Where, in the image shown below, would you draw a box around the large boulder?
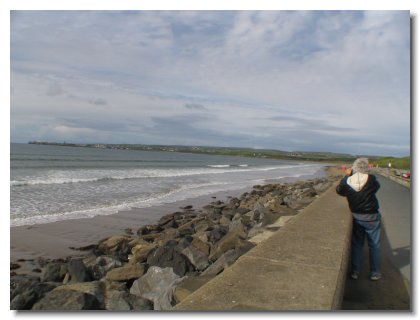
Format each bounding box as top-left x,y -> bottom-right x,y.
130,266 -> 184,310
130,243 -> 158,263
32,289 -> 101,310
105,263 -> 145,282
89,256 -> 122,280
147,245 -> 192,277
67,258 -> 91,283
201,250 -> 239,276
181,245 -> 209,271
208,228 -> 247,262
10,279 -> 58,310
42,262 -> 67,282
96,235 -> 132,261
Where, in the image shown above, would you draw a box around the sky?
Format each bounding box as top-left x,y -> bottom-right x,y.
10,10 -> 411,157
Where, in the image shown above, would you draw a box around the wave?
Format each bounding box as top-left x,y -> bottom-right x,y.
11,163 -> 320,187
10,181 -> 232,227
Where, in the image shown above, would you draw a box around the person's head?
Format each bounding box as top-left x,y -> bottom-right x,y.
352,158 -> 370,174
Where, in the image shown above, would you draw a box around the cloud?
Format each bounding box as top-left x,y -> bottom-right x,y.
46,83 -> 63,96
10,11 -> 410,156
89,98 -> 107,105
184,103 -> 206,110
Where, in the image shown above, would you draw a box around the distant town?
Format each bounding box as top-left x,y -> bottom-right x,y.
27,141 -> 410,169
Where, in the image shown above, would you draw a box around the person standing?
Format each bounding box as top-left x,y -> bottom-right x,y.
336,158 -> 382,281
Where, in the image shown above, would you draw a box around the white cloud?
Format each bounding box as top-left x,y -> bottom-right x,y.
10,10 -> 410,156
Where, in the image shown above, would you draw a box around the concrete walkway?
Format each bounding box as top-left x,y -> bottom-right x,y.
341,175 -> 411,310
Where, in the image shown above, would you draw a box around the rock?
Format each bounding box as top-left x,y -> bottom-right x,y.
32,289 -> 101,310
104,290 -> 131,310
53,281 -> 104,303
194,219 -> 214,233
208,228 -> 247,261
247,222 -> 264,238
191,237 -> 210,256
194,231 -> 209,244
130,266 -> 184,310
10,280 -> 58,310
201,250 -> 239,276
10,263 -> 21,270
228,219 -> 248,238
96,235 -> 132,261
219,215 -> 231,226
313,181 -> 330,193
126,294 -> 154,310
137,225 -> 164,236
234,239 -> 255,256
90,256 -> 122,280
207,225 -> 228,244
147,245 -> 192,277
173,274 -> 215,304
105,263 -> 145,282
67,258 -> 91,283
42,262 -> 67,282
130,243 -> 158,263
181,245 -> 209,271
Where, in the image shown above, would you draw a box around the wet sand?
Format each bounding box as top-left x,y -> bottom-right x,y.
10,188 -> 249,262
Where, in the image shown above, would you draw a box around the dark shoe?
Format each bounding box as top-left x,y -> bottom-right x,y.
350,271 -> 359,280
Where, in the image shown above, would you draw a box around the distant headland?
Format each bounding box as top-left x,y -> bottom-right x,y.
27,141 -> 410,169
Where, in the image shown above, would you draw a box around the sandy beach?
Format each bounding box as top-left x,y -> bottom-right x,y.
10,188 -> 250,262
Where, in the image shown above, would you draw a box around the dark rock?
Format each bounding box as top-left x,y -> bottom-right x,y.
147,245 -> 193,277
208,228 -> 247,262
32,268 -> 42,273
103,290 -> 131,310
194,220 -> 214,233
124,228 -> 134,235
10,278 -> 58,310
32,289 -> 101,310
181,245 -> 209,271
207,225 -> 228,244
42,262 -> 67,282
201,250 -> 239,276
90,256 -> 122,280
191,237 -> 210,256
67,258 -> 91,283
10,263 -> 21,270
234,239 -> 255,256
126,294 -> 154,310
181,205 -> 193,210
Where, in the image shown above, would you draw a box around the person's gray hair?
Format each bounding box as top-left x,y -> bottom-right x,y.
352,158 -> 370,174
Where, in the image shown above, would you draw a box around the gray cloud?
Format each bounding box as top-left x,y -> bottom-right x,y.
10,11 -> 410,156
89,98 -> 107,105
46,83 -> 63,96
184,103 -> 206,110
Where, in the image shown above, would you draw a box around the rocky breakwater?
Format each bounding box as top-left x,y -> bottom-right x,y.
10,177 -> 333,311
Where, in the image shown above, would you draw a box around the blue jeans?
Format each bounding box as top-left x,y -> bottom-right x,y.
351,214 -> 381,276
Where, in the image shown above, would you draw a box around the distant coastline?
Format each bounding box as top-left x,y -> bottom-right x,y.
27,141 -> 357,163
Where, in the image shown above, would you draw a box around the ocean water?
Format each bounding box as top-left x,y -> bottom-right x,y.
10,143 -> 326,227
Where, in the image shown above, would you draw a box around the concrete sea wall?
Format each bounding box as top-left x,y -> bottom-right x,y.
176,184 -> 352,310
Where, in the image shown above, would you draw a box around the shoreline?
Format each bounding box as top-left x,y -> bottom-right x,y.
10,171 -> 326,263
10,170 -> 331,284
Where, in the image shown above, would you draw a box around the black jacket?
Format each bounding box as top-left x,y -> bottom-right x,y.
336,174 -> 380,214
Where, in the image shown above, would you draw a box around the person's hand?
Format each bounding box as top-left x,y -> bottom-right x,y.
345,168 -> 353,176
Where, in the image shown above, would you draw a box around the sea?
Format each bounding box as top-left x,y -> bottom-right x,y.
10,143 -> 326,227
